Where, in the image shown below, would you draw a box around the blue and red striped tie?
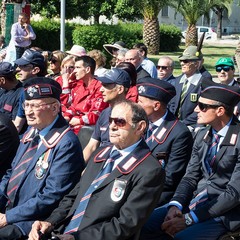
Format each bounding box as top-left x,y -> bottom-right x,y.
64,149 -> 122,234
7,133 -> 40,205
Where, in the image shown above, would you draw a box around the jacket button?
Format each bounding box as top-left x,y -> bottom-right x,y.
207,180 -> 211,184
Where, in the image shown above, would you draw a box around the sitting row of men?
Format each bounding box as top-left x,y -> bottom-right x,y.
0,42 -> 240,239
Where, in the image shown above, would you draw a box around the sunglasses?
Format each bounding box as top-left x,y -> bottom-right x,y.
50,59 -> 58,64
109,117 -> 127,127
197,102 -> 222,112
156,66 -> 168,70
216,66 -> 232,72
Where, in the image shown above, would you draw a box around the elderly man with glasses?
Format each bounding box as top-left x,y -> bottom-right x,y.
0,77 -> 85,239
156,56 -> 176,86
140,79 -> 240,240
28,100 -> 164,240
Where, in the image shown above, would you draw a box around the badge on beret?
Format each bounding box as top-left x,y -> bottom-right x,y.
27,86 -> 38,97
110,179 -> 127,202
138,86 -> 146,94
190,93 -> 198,102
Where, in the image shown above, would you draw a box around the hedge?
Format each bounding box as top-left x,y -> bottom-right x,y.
31,19 -> 181,53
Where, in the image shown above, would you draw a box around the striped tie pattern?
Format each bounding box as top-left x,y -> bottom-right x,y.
145,122 -> 157,144
178,79 -> 188,118
7,133 -> 40,204
64,149 -> 122,234
206,133 -> 220,173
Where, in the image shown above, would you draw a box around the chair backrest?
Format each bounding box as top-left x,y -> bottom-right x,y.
77,126 -> 94,149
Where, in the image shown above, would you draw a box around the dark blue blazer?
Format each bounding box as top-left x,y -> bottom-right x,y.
0,115 -> 85,235
148,111 -> 193,205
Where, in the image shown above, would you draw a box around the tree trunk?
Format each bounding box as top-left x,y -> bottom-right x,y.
143,17 -> 160,55
185,24 -> 198,47
216,9 -> 223,39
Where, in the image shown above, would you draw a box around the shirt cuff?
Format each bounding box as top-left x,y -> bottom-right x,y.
168,201 -> 183,211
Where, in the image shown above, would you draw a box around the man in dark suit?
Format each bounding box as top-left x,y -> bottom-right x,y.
137,77 -> 193,205
28,100 -> 164,240
0,112 -> 19,179
125,49 -> 150,81
140,79 -> 240,240
0,77 -> 85,239
169,46 -> 209,132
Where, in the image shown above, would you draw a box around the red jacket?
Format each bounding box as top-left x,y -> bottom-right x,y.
62,78 -> 108,134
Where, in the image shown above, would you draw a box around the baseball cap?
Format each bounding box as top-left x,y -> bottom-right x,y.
0,62 -> 15,77
97,68 -> 131,88
179,46 -> 203,61
14,49 -> 45,67
215,57 -> 235,68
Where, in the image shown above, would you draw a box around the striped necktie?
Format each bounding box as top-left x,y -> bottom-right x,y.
206,133 -> 220,173
7,133 -> 40,205
64,149 -> 122,234
178,79 -> 188,118
145,122 -> 157,143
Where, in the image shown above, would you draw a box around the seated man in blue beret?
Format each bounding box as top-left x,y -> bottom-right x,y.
140,79 -> 240,240
137,77 -> 193,205
0,77 -> 85,239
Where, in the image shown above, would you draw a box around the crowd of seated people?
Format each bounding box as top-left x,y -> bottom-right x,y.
0,38 -> 240,240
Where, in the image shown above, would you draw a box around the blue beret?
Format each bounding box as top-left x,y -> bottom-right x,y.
137,77 -> 176,104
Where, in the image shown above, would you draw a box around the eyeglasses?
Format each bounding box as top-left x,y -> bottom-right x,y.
156,66 -> 169,70
216,66 -> 232,72
109,117 -> 127,127
197,102 -> 222,112
64,66 -> 75,69
22,102 -> 56,111
50,59 -> 58,64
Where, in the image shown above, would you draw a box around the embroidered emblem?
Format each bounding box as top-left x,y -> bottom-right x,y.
111,179 -> 127,202
27,86 -> 38,97
138,86 -> 145,94
190,93 -> 198,102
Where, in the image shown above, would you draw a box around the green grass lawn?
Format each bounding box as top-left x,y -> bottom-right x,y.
149,43 -> 237,77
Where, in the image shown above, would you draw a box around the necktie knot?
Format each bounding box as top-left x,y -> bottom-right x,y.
146,122 -> 157,140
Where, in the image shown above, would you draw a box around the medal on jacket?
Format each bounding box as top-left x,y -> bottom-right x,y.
35,150 -> 50,179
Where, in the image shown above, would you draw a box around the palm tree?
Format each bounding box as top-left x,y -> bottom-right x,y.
140,0 -> 169,54
171,0 -> 233,46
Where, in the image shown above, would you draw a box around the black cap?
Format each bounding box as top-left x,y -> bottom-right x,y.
0,62 -> 15,77
15,49 -> 45,67
24,77 -> 62,101
97,68 -> 131,88
137,77 -> 176,104
201,79 -> 240,106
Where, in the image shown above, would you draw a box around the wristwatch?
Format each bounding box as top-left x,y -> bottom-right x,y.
184,213 -> 193,226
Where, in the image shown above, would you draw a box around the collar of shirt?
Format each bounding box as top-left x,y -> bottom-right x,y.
38,115 -> 59,141
179,72 -> 202,86
110,139 -> 142,170
228,79 -> 236,86
152,110 -> 168,133
212,117 -> 232,150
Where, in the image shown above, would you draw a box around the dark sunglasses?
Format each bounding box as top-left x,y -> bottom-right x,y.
216,66 -> 232,72
156,65 -> 168,70
49,59 -> 58,64
109,117 -> 127,127
197,102 -> 222,112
